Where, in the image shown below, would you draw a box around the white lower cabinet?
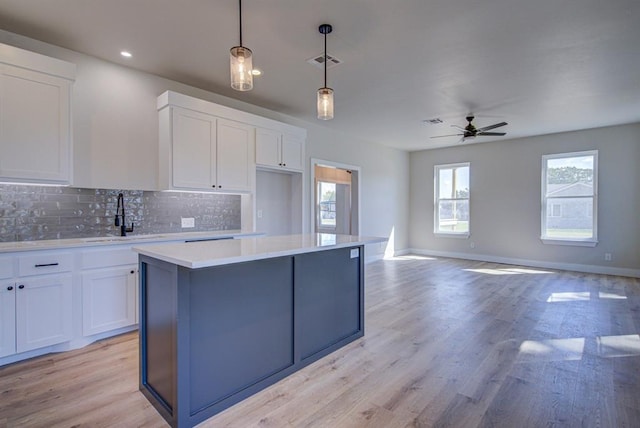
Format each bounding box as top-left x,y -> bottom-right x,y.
0,281 -> 16,358
82,266 -> 137,335
0,257 -> 14,358
15,274 -> 73,353
80,246 -> 139,337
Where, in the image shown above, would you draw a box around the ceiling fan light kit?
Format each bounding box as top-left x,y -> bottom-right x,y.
431,115 -> 508,143
230,0 -> 253,91
317,23 -> 334,120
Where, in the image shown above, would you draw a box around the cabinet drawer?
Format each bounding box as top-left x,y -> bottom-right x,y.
17,252 -> 73,276
0,257 -> 13,279
81,247 -> 137,270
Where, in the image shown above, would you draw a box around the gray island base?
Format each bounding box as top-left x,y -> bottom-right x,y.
134,234 -> 383,427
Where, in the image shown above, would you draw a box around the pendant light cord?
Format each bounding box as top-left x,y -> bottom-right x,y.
323,30 -> 327,88
239,0 -> 243,47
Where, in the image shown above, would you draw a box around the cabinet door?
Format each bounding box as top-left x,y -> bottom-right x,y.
255,128 -> 281,168
82,266 -> 137,336
0,64 -> 72,184
15,274 -> 73,353
281,135 -> 304,171
216,118 -> 253,192
0,283 -> 16,358
171,107 -> 216,190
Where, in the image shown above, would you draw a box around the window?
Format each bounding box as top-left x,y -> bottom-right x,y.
317,181 -> 336,228
541,150 -> 597,246
434,163 -> 470,236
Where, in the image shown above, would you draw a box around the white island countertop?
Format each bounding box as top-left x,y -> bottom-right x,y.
133,234 -> 387,269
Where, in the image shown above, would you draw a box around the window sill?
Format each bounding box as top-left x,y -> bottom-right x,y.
434,232 -> 470,239
541,238 -> 598,247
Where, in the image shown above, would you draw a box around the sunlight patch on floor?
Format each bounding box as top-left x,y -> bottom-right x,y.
598,291 -> 627,300
517,335 -> 640,362
547,292 -> 591,302
465,267 -> 554,276
597,335 -> 640,357
385,255 -> 436,261
518,338 -> 585,362
546,291 -> 627,302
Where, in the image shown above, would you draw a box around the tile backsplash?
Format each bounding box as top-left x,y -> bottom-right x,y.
0,185 -> 241,242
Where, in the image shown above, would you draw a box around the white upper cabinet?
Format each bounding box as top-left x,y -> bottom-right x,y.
158,91 -> 306,192
216,118 -> 253,192
0,43 -> 75,185
281,134 -> 304,171
256,128 -> 304,172
171,107 -> 217,190
162,107 -> 253,192
159,93 -> 256,193
255,128 -> 281,169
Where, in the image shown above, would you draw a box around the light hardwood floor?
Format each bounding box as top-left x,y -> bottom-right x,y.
2,256 -> 640,427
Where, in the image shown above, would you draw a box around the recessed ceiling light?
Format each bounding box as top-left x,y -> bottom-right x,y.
251,69 -> 262,76
120,51 -> 132,58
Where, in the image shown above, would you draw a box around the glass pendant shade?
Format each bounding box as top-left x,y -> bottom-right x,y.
317,87 -> 334,120
230,46 -> 253,91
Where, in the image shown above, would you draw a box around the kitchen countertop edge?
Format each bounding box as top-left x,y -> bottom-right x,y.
133,234 -> 387,269
0,230 -> 263,253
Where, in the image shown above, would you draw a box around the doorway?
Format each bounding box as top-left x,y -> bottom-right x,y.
312,159 -> 360,235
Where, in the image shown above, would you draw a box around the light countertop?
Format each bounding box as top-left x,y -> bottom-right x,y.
0,230 -> 262,253
133,233 -> 387,269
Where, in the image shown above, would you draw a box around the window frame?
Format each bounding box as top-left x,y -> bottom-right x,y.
316,180 -> 337,230
434,162 -> 471,238
541,150 -> 598,247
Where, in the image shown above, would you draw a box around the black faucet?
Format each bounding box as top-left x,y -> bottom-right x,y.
115,193 -> 134,236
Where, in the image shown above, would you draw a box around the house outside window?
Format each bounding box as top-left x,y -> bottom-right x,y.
541,150 -> 598,246
550,203 -> 562,218
434,163 -> 470,236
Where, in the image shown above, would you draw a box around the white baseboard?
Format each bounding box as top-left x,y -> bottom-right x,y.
0,325 -> 138,368
400,248 -> 640,278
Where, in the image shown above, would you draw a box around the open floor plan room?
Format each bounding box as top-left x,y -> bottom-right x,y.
2,256 -> 639,427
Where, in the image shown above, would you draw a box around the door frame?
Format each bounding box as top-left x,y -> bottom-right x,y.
310,158 -> 361,235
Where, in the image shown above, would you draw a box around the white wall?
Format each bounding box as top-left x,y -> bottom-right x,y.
256,170 -> 296,236
410,123 -> 640,276
0,30 -> 410,253
304,124 -> 410,255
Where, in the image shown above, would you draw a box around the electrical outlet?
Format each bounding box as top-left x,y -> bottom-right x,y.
470,242 -> 476,249
181,217 -> 195,228
257,209 -> 263,219
604,253 -> 612,261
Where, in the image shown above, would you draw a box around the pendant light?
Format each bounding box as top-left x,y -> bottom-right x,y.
317,24 -> 333,120
230,0 -> 253,91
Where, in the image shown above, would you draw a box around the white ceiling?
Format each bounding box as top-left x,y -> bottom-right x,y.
0,0 -> 638,151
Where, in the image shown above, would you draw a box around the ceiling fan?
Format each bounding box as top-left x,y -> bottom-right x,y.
431,115 -> 508,142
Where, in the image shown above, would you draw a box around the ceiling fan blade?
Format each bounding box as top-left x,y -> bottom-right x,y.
476,122 -> 508,132
451,125 -> 466,132
477,132 -> 506,136
430,133 -> 464,139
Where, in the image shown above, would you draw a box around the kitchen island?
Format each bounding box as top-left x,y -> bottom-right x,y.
133,233 -> 385,428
